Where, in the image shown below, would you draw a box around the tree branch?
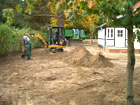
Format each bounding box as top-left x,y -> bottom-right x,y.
31,14 -> 57,17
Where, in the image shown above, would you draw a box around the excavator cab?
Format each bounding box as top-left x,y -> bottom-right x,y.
47,26 -> 66,52
48,26 -> 66,46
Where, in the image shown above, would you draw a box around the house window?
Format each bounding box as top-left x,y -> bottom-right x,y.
108,29 -> 110,37
111,29 -> 113,37
118,30 -> 123,37
108,29 -> 113,38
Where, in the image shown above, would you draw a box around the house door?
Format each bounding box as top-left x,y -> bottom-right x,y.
115,28 -> 125,47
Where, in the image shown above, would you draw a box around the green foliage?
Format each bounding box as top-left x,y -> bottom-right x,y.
0,24 -> 31,56
29,30 -> 47,49
12,28 -> 30,53
91,1 -> 140,105
2,8 -> 15,25
133,29 -> 140,42
25,0 -> 35,15
0,24 -> 13,56
0,0 -> 23,23
0,23 -> 47,57
16,5 -> 23,13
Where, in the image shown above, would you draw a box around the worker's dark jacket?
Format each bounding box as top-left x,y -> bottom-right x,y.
54,32 -> 59,44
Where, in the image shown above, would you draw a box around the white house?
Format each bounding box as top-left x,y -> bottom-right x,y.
98,26 -> 140,49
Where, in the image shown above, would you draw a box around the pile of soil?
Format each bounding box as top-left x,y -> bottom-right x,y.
63,46 -> 113,68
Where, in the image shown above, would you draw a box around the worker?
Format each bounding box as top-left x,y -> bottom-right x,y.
53,30 -> 59,45
23,36 -> 32,60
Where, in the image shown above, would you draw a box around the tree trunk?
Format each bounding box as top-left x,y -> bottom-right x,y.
57,11 -> 64,27
125,25 -> 135,105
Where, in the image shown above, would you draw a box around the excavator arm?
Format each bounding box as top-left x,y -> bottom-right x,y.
24,33 -> 66,49
25,33 -> 48,48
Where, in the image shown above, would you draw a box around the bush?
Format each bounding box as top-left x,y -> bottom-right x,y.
12,28 -> 30,54
0,23 -> 47,57
0,24 -> 13,56
29,30 -> 47,49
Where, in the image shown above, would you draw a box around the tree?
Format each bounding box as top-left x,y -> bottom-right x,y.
85,0 -> 139,105
50,11 -> 99,35
53,0 -> 99,35
2,0 -> 65,27
0,0 -> 23,24
2,0 -> 99,34
60,0 -> 140,105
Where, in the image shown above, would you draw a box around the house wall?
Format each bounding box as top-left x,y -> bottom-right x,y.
98,27 -> 140,49
114,27 -> 126,47
106,28 -> 115,47
98,29 -> 105,47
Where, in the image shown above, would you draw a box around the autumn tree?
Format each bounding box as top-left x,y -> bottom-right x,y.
79,0 -> 139,105
3,0 -> 99,34
3,0 -> 65,27
53,0 -> 99,35
50,10 -> 98,35
60,0 -> 140,105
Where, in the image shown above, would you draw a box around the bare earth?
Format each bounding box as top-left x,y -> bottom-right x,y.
0,45 -> 140,105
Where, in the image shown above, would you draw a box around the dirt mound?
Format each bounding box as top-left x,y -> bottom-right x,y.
63,46 -> 113,68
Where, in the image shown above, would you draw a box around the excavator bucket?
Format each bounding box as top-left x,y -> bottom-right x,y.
68,39 -> 83,46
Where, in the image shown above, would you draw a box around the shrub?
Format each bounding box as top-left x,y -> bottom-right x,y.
0,24 -> 13,56
0,23 -> 47,57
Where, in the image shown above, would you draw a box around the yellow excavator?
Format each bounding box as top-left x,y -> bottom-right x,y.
25,33 -> 48,48
21,26 -> 66,57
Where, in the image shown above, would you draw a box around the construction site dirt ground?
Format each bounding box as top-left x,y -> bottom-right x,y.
0,44 -> 140,105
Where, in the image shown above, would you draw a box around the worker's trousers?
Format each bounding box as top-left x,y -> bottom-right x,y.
27,41 -> 32,60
